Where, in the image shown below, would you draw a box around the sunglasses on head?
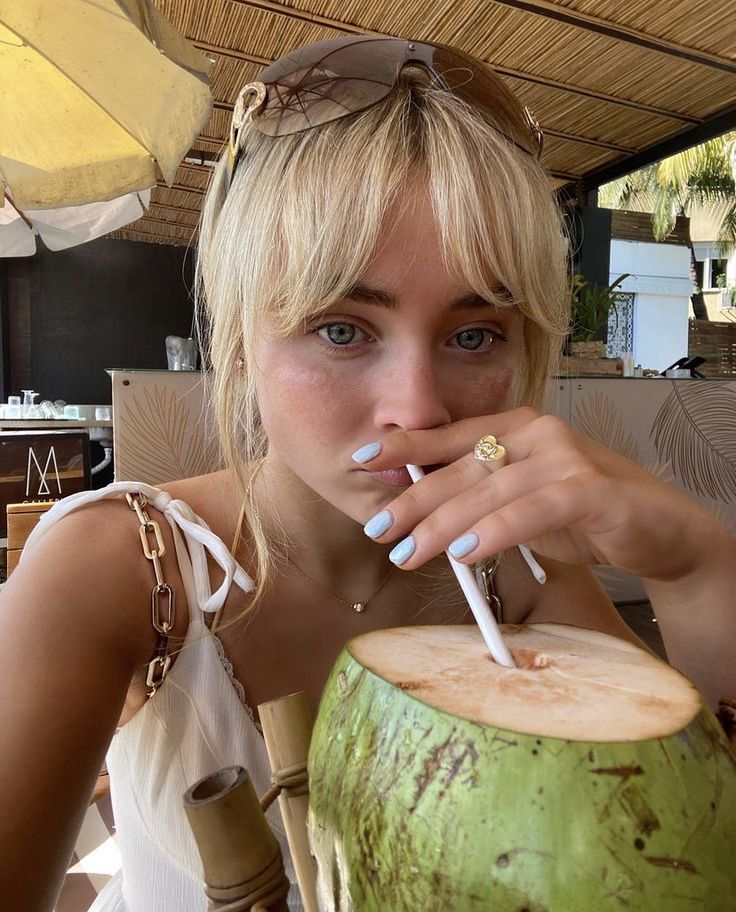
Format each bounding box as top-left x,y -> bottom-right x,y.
227,36 -> 543,183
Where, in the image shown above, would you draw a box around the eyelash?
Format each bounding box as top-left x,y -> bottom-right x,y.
310,321 -> 509,354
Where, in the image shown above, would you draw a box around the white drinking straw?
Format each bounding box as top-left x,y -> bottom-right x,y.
406,464 -> 515,668
518,545 -> 547,584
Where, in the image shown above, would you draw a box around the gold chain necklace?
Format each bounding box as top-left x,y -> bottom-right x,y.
283,552 -> 395,613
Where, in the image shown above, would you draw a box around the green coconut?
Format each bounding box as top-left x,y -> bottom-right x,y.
307,624 -> 736,911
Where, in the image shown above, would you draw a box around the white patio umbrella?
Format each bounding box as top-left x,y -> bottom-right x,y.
0,189 -> 152,257
0,0 -> 212,210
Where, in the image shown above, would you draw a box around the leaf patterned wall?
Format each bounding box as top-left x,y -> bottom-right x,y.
112,373 -> 221,485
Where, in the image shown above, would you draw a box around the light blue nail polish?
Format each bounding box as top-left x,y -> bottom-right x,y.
389,535 -> 415,566
448,533 -> 479,559
364,510 -> 394,538
352,441 -> 382,464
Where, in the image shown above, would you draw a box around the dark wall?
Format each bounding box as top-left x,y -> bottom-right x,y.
570,205 -> 612,289
2,237 -> 195,404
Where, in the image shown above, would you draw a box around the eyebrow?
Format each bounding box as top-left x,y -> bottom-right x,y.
344,282 -> 512,311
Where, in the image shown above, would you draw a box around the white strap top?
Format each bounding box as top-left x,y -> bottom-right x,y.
22,482 -> 302,912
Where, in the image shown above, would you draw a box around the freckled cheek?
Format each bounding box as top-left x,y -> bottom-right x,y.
256,356 -> 366,448
446,367 -> 516,420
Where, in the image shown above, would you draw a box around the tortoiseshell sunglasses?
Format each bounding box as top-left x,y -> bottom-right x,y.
227,36 -> 543,182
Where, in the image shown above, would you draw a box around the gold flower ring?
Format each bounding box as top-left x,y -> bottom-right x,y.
473,435 -> 508,469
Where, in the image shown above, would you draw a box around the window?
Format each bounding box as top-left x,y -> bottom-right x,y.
709,258 -> 728,290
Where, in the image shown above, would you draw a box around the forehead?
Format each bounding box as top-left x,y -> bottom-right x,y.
358,183 -> 512,312
362,185 -> 463,296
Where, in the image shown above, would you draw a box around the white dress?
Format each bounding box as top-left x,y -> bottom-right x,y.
22,481 -> 303,912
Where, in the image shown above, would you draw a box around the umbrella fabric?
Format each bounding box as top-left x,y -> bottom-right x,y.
0,0 -> 212,209
0,189 -> 152,257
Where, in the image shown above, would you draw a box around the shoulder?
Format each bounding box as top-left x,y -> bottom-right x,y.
10,488 -> 188,666
160,469 -> 240,540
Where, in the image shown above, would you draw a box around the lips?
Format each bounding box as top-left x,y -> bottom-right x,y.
362,466 -> 412,486
360,463 -> 444,487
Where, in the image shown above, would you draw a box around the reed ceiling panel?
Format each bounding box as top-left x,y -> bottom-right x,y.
123,0 -> 736,244
552,0 -> 735,61
448,10 -> 731,115
506,79 -> 691,150
540,134 -> 619,175
162,0 -> 343,58
148,204 -> 200,227
194,110 -> 235,144
252,0 -> 485,41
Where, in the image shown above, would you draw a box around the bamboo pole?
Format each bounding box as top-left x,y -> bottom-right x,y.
258,692 -> 319,912
183,765 -> 290,911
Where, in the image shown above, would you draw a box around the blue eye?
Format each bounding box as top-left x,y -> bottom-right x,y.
316,323 -> 366,346
455,328 -> 491,351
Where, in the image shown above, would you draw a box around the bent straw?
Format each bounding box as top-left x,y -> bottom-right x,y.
406,464 -> 515,668
519,544 -> 547,584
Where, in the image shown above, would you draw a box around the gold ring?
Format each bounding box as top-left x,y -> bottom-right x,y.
473,435 -> 507,468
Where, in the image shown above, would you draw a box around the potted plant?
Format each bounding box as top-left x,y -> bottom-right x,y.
714,273 -> 735,310
568,273 -> 630,358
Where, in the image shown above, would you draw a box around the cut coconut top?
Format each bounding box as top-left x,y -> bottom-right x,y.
348,624 -> 702,742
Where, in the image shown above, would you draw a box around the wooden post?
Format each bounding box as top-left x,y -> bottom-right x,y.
183,765 -> 290,911
259,691 -> 319,912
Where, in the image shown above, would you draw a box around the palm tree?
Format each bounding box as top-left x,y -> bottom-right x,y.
599,132 -> 736,320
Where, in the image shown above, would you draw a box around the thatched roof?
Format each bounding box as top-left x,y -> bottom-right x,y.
112,0 -> 736,245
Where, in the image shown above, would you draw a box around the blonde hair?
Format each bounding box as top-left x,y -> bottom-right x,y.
197,70 -> 570,610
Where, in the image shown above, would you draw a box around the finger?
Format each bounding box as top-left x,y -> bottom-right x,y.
380,458 -> 569,569
365,437 -> 570,548
448,480 -> 588,565
351,407 -> 540,470
363,453 -> 484,540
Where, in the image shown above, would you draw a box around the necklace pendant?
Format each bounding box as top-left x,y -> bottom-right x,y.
352,601 -> 366,613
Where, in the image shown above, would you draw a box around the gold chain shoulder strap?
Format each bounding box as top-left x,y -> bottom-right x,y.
480,555 -> 504,623
125,492 -> 176,698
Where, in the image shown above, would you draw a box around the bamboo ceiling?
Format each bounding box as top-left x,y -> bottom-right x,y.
113,0 -> 736,246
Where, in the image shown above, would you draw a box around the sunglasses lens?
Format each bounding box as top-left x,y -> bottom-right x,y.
246,36 -> 541,158
428,44 -> 542,157
255,37 -> 408,136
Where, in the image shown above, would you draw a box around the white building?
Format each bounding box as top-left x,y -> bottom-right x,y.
608,237 -> 691,372
690,201 -> 736,321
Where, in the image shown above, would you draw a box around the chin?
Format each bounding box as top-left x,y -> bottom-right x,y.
313,473 -> 397,526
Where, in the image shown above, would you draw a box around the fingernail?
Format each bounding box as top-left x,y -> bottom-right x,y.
352,441 -> 382,464
448,533 -> 479,559
389,535 -> 415,566
364,510 -> 394,538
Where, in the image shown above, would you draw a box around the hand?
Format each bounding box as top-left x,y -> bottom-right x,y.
356,408 -> 721,582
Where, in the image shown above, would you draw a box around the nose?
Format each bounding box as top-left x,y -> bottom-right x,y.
371,349 -> 452,433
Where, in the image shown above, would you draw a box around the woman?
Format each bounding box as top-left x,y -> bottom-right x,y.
1,36 -> 733,912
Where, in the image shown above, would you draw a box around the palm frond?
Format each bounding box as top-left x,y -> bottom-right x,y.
599,133 -> 735,248
598,167 -> 656,209
716,202 -> 736,254
651,185 -> 682,240
656,154 -> 690,192
658,136 -> 734,188
727,135 -> 736,182
117,386 -> 220,484
651,383 -> 736,502
598,174 -> 637,209
573,390 -> 640,464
